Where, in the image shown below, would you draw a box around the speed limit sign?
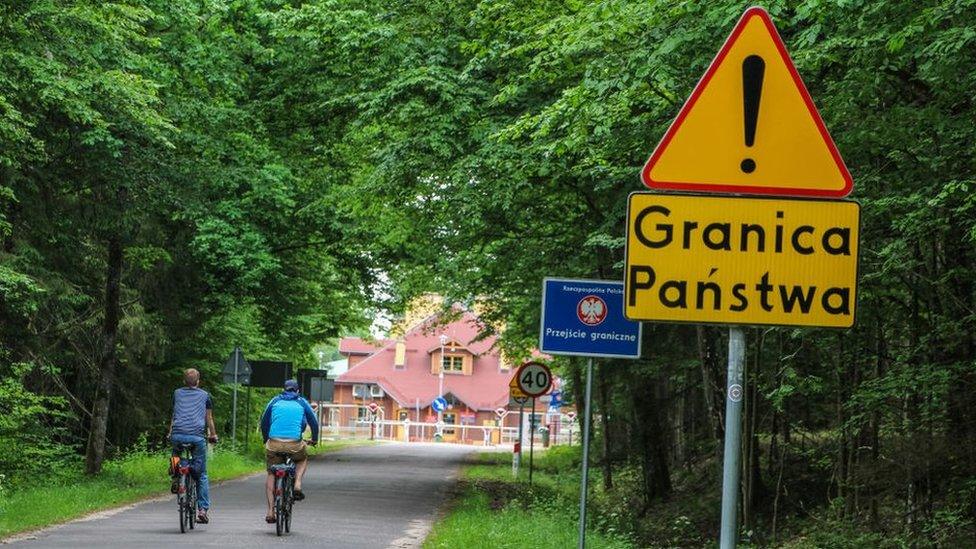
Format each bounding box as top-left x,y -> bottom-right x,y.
516,362 -> 553,397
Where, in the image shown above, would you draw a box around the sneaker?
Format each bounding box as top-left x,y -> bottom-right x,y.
293,489 -> 305,501
197,509 -> 209,524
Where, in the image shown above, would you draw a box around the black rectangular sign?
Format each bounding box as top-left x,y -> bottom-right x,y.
247,360 -> 293,388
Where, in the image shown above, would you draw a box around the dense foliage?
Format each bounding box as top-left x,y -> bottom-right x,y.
0,0 -> 369,478
2,0 -> 975,546
270,0 -> 973,545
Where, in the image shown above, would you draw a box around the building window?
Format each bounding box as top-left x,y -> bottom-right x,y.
357,407 -> 370,422
352,384 -> 368,398
443,412 -> 457,435
442,355 -> 464,372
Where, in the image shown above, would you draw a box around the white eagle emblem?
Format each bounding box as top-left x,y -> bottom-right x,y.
577,295 -> 608,326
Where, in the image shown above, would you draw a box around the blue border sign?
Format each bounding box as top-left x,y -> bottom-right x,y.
540,278 -> 642,359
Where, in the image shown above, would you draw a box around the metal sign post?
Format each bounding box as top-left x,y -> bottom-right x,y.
577,357 -> 594,549
244,385 -> 251,448
221,346 -> 251,447
720,327 -> 746,548
232,348 -> 239,445
517,403 -> 525,468
529,397 -> 537,485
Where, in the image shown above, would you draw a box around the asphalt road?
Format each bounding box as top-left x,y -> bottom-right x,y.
6,442 -> 473,548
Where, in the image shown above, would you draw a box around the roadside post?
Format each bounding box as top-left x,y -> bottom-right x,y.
538,278 -> 641,549
368,402 -> 379,440
627,8 -> 859,548
566,410 -> 578,446
529,397 -> 536,484
514,362 -> 552,486
509,374 -> 529,474
245,385 -> 251,448
512,404 -> 525,479
220,346 -> 251,447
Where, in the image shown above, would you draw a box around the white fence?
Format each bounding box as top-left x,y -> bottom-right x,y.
314,403 -> 580,446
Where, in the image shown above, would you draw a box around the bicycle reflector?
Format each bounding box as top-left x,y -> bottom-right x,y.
274,469 -> 287,478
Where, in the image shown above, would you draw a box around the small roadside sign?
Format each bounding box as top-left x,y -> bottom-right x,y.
367,402 -> 379,413
509,376 -> 528,399
641,7 -> 852,198
540,278 -> 642,359
625,193 -> 859,328
431,397 -> 448,412
566,411 -> 577,422
516,362 -> 552,398
495,407 -> 507,420
221,347 -> 251,385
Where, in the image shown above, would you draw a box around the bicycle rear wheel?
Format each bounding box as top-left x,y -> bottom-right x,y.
188,478 -> 197,530
284,479 -> 293,533
275,477 -> 285,536
178,475 -> 188,533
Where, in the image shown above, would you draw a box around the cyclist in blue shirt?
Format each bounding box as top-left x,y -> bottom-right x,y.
260,379 -> 318,523
168,368 -> 218,524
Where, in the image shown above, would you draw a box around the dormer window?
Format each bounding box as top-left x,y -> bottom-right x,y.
442,355 -> 464,373
431,347 -> 473,376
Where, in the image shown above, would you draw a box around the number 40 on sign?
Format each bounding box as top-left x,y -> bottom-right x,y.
516,362 -> 553,397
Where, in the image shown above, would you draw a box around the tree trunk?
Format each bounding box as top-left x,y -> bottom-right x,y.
697,326 -> 724,452
868,315 -> 884,527
742,329 -> 769,532
85,233 -> 123,475
570,361 -> 584,434
630,368 -> 673,506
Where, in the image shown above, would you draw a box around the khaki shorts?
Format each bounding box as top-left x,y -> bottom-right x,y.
265,439 -> 307,471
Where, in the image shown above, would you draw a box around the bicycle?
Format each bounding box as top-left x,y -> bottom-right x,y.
173,443 -> 198,533
270,452 -> 297,536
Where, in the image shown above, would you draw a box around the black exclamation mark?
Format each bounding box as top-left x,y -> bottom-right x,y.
741,54 -> 765,174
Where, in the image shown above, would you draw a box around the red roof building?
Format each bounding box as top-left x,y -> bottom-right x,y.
333,307 -> 521,444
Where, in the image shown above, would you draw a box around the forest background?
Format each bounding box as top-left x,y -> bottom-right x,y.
1,1 -> 974,546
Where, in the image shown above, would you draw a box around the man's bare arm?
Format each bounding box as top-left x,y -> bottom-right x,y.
206,409 -> 218,441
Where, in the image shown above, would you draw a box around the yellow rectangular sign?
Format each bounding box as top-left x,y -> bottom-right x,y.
625,193 -> 859,328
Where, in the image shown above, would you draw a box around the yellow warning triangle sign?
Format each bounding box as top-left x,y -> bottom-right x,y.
642,7 -> 852,198
509,375 -> 527,398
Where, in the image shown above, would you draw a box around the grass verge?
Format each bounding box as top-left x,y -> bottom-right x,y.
423,447 -> 635,549
0,438 -> 370,539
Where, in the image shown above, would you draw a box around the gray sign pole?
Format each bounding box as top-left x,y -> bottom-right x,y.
231,346 -> 239,446
577,357 -> 594,549
528,397 -> 536,484
720,327 -> 746,548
